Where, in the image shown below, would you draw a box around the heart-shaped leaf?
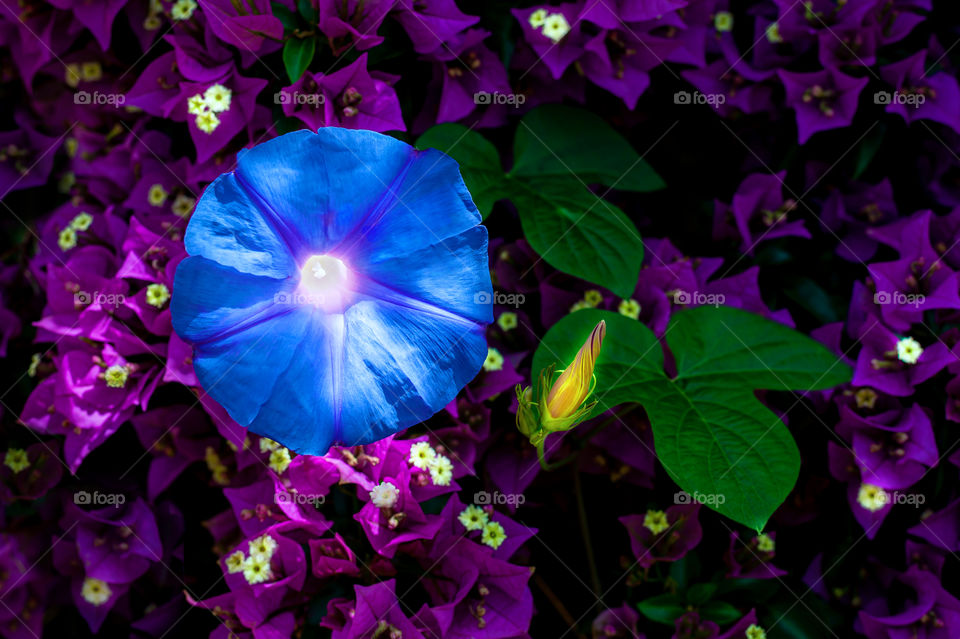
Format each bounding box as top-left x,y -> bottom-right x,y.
532,307 -> 851,530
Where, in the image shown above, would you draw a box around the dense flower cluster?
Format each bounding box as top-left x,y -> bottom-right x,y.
1,0 -> 959,637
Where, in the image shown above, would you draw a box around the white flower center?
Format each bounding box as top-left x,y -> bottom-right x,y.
296,255 -> 351,310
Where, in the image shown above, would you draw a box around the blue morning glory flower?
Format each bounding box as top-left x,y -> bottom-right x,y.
171,128 -> 492,454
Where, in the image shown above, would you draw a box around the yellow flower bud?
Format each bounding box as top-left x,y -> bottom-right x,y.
516,320 -> 606,460
543,320 -> 605,427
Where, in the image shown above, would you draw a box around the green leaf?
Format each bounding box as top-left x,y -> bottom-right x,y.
699,601 -> 744,625
297,0 -> 318,23
782,277 -> 840,324
510,105 -> 665,191
637,594 -> 686,626
764,591 -> 844,638
852,122 -> 886,180
272,2 -> 299,30
416,124 -> 507,219
283,37 -> 316,83
686,583 -> 717,606
531,307 -> 852,530
668,554 -> 701,591
509,178 -> 644,299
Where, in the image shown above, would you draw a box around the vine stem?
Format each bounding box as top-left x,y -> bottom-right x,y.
532,573 -> 581,634
574,457 -> 602,599
535,403 -> 640,471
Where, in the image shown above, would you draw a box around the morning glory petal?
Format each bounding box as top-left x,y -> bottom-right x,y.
351,225 -> 493,325
184,172 -> 297,279
193,309 -> 310,427
234,128 -> 416,260
171,256 -> 297,344
246,311 -> 340,454
338,299 -> 488,446
336,147 -> 481,264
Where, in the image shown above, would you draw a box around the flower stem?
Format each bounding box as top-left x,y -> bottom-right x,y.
535,403 -> 640,471
574,459 -> 602,599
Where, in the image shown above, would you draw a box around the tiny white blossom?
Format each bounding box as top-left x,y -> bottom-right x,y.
896,336 -> 923,365
369,481 -> 400,509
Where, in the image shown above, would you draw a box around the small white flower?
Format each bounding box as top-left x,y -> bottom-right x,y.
497,311 -> 518,331
765,21 -> 783,44
186,94 -> 207,116
856,483 -> 889,512
480,521 -> 507,549
643,510 -> 670,535
58,227 -> 77,251
195,110 -> 221,134
103,365 -> 129,389
145,283 -> 170,308
714,11 -> 734,32
225,550 -> 246,573
248,534 -> 278,560
618,298 -> 641,319
541,12 -> 571,43
269,447 -> 292,473
171,193 -> 196,218
369,481 -> 400,509
171,0 -> 198,21
69,212 -> 93,231
428,454 -> 454,486
409,441 -> 436,470
259,437 -> 281,453
241,554 -> 273,584
483,347 -> 504,372
458,505 -> 489,531
81,578 -> 112,606
148,183 -> 169,206
4,449 -> 29,474
896,336 -> 923,365
528,8 -> 548,27
203,84 -> 232,113
80,61 -> 102,82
